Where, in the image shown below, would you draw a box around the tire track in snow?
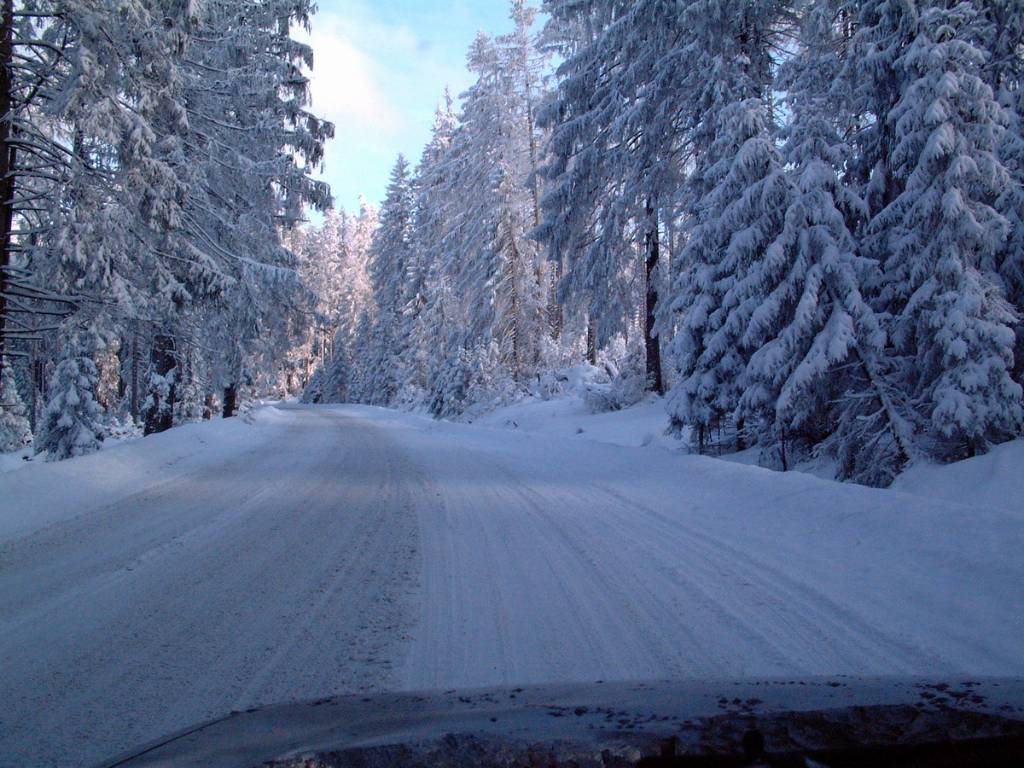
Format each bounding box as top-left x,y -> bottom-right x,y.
0,408 -> 422,768
401,427 -> 973,690
590,482 -> 956,674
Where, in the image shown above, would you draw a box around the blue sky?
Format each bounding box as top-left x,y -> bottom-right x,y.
299,0 -> 515,215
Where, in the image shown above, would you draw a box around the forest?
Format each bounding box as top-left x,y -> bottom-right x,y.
2,0 -> 1023,486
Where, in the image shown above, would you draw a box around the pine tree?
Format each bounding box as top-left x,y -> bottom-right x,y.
977,0 -> 1024,383
538,0 -> 684,393
666,0 -> 789,452
401,94 -> 459,403
362,155 -> 415,405
841,0 -> 920,219
873,0 -> 1021,457
0,360 -> 31,453
736,0 -> 887,465
35,332 -> 105,461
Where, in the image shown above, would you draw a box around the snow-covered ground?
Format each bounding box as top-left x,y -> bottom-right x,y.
1,402 -> 1022,766
893,437 -> 1024,513
474,392 -> 685,450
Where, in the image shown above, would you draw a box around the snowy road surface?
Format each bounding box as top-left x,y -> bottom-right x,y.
1,404 -> 1022,766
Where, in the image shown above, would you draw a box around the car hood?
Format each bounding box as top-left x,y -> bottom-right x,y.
95,677 -> 1024,767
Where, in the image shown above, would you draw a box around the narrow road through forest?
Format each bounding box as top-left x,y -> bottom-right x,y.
1,405 -> 1021,767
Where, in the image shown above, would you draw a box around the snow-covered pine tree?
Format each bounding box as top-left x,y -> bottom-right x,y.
841,0 -> 921,219
824,0 -> 937,482
492,163 -> 546,382
35,331 -> 105,461
326,201 -> 377,401
347,307 -> 377,403
447,33 -> 519,353
735,0 -> 892,469
538,0 -> 683,394
501,0 -> 555,346
413,25 -> 546,413
176,0 -> 331,411
420,275 -> 459,415
1,0 -> 196,393
976,0 -> 1024,383
0,359 -> 32,452
872,0 -> 1022,458
993,85 -> 1024,385
299,208 -> 349,378
665,0 -> 790,453
361,155 -> 415,405
401,94 -> 459,403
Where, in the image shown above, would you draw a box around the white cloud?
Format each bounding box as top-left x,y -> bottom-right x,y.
294,0 -> 494,211
298,15 -> 401,138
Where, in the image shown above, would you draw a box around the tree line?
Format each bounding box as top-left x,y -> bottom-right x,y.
0,0 -> 331,460
299,0 -> 1023,485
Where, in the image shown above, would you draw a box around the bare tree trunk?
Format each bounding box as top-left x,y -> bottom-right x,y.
586,316 -> 597,365
0,0 -> 16,381
130,327 -> 140,421
29,335 -> 38,432
548,257 -> 562,340
644,199 -> 665,395
509,235 -> 522,380
223,383 -> 238,418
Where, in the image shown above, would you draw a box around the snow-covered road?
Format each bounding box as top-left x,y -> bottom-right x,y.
0,408 -> 421,767
2,404 -> 1022,766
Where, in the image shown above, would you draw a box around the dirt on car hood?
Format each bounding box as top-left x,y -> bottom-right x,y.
94,677 -> 1024,768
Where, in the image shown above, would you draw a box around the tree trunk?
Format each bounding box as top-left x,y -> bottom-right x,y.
223,383 -> 238,418
509,236 -> 522,379
644,199 -> 665,395
117,337 -> 127,403
0,0 -> 16,381
29,338 -> 39,432
143,334 -> 176,435
130,328 -> 140,421
548,257 -> 562,340
586,316 -> 597,365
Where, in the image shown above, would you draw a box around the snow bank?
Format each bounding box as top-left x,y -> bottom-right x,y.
0,410 -> 285,541
892,439 -> 1024,513
477,394 -> 1024,504
475,394 -> 684,450
0,445 -> 33,474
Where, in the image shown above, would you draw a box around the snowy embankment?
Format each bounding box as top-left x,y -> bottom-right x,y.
0,407 -> 287,539
477,390 -> 1024,510
474,393 -> 683,450
1,401 -> 1022,766
893,437 -> 1024,513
